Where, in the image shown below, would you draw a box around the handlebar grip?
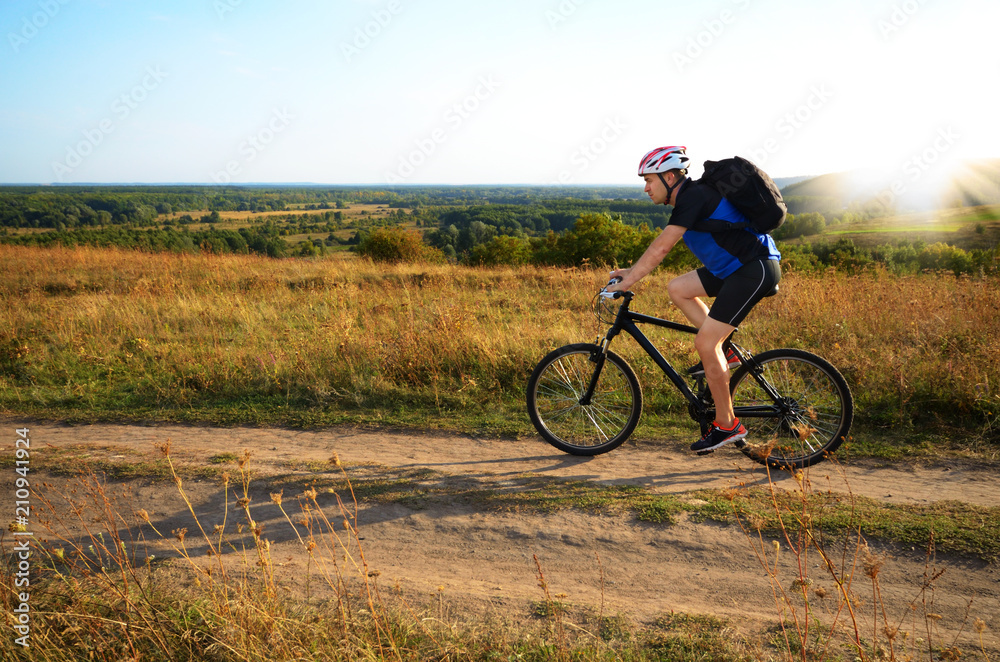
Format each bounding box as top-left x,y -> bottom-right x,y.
600,275 -> 624,299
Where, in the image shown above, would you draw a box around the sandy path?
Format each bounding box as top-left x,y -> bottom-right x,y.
19,422 -> 1000,506
5,421 -> 1000,652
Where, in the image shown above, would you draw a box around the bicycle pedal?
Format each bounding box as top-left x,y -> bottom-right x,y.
734,440 -> 747,449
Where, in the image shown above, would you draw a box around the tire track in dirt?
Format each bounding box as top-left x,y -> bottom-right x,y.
7,421 -> 1000,651
19,421 -> 1000,506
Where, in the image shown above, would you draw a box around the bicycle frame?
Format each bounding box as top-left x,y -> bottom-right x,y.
584,291 -> 785,427
528,285 -> 853,465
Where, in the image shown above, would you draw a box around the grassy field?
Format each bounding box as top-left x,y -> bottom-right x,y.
814,204 -> 1000,250
3,243 -> 999,660
160,202 -> 399,222
0,244 -> 998,456
1,202 -> 412,248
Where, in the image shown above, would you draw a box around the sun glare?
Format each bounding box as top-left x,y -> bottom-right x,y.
847,131 -> 972,213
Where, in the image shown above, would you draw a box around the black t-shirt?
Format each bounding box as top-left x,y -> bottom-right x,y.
667,178 -> 780,278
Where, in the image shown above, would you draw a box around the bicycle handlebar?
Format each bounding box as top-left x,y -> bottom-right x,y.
599,276 -> 624,299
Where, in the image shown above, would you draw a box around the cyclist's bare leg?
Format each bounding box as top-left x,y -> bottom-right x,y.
667,271 -> 710,327
670,271 -> 738,427
694,317 -> 738,428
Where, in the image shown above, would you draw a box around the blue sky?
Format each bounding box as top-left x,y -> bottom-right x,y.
1,0 -> 998,185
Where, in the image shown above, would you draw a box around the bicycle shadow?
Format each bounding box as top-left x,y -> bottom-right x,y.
397,444 -> 788,493
398,453 -> 589,475
29,443 -> 803,568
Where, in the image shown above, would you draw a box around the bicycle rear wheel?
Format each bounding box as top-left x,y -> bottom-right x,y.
730,349 -> 853,469
527,343 -> 642,456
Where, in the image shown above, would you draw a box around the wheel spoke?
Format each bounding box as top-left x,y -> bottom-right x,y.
529,347 -> 641,454
731,351 -> 852,468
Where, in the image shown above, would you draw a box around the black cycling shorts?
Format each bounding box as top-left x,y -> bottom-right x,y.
698,259 -> 781,327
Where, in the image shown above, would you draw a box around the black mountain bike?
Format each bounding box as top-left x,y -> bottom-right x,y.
526,281 -> 853,469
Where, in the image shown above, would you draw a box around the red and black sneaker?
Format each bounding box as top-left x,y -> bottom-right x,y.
691,418 -> 747,453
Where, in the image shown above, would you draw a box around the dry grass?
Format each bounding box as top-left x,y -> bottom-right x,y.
0,245 -> 998,450
729,461 -> 997,661
2,448 -> 770,661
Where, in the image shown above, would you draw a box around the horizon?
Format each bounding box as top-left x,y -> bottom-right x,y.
3,0 -> 999,186
5,158 -> 998,190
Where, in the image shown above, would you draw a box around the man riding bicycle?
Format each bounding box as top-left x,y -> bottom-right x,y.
605,146 -> 781,453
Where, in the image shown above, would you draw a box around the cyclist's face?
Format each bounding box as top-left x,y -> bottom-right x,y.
643,174 -> 667,204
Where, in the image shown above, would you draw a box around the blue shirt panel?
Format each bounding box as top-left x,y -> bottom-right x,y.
682,198 -> 781,279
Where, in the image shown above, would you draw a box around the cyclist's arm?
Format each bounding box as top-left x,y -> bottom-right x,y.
608,224 -> 686,291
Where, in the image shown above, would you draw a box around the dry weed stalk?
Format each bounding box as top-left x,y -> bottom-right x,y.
8,439 -> 413,661
729,459 -> 991,662
533,553 -> 569,661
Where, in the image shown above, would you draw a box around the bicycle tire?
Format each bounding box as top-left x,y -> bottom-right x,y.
527,343 -> 642,456
729,348 -> 853,470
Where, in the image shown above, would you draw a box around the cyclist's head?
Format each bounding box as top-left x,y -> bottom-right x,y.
638,146 -> 689,205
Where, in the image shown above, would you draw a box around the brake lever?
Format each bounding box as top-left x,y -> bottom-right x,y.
599,275 -> 624,299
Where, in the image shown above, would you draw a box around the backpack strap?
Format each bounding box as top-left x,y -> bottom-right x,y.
690,218 -> 751,233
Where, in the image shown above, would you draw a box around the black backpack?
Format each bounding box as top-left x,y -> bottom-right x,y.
693,156 -> 787,234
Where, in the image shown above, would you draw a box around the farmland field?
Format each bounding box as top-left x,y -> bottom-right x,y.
2,192 -> 999,660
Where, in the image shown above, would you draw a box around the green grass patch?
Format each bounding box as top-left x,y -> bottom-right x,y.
684,486 -> 1000,563
648,611 -> 757,661
0,443 -> 222,481
208,452 -> 240,464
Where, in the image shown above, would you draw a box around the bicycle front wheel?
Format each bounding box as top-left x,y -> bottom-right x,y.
526,343 -> 642,456
730,349 -> 853,469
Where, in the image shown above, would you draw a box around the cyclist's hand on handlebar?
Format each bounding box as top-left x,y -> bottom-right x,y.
603,269 -> 630,293
601,270 -> 628,298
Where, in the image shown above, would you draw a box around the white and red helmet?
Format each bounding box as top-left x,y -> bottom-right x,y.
638,146 -> 690,176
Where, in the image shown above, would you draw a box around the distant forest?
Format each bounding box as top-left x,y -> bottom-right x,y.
1,184 -> 997,275
0,185 -> 647,229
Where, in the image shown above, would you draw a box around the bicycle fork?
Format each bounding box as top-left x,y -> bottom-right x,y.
578,336 -> 612,406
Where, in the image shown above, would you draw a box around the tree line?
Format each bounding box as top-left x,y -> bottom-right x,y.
358,213 -> 999,277
0,224 -> 296,257
0,185 -> 651,230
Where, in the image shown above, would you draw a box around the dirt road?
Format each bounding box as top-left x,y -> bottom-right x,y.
8,422 -> 1000,651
